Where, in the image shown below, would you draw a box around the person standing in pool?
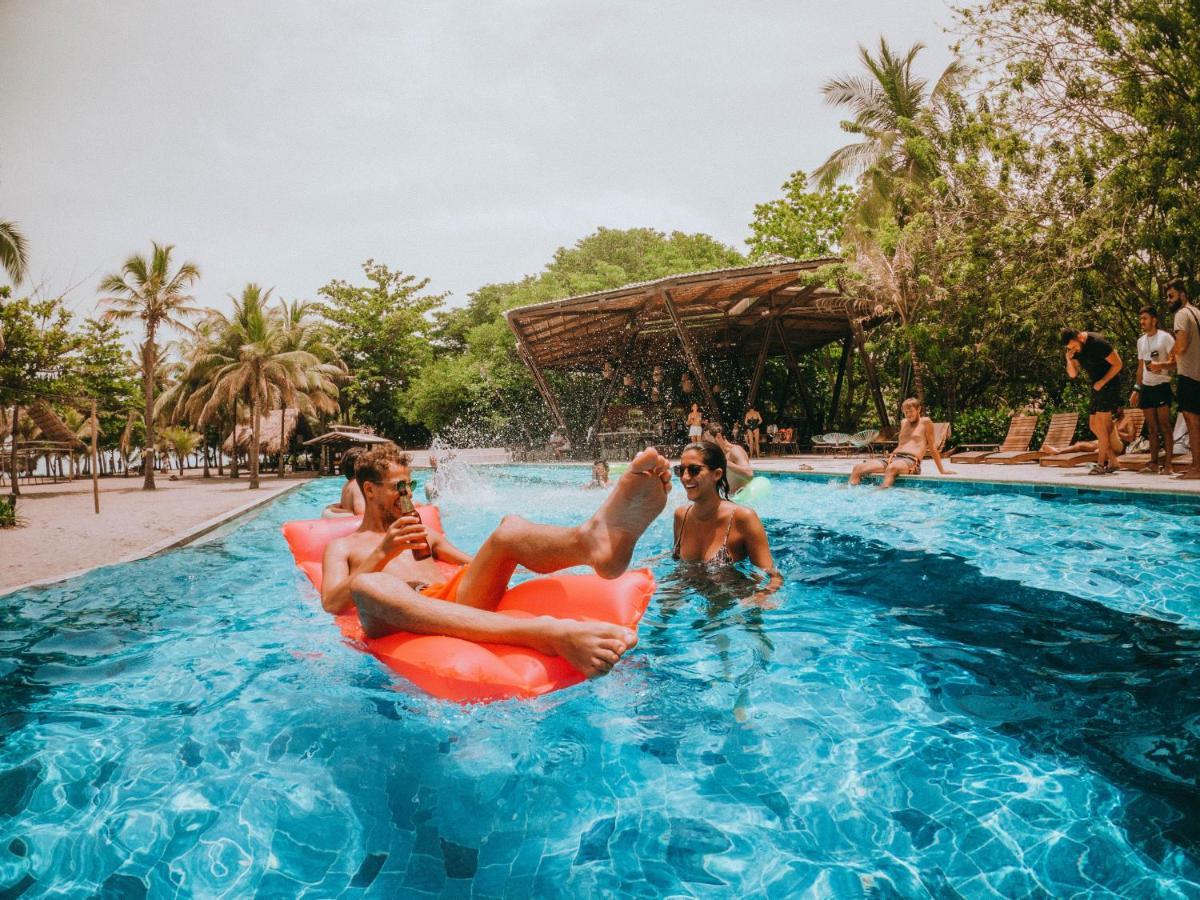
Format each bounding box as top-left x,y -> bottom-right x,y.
848,398 -> 954,488
321,445 -> 673,678
704,423 -> 754,494
585,459 -> 611,489
743,407 -> 763,458
1061,327 -> 1124,475
1130,305 -> 1176,473
672,441 -> 780,598
323,448 -> 366,517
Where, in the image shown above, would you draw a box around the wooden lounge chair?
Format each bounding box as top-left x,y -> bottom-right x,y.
1116,450 -> 1192,471
985,412 -> 1079,465
1040,409 -> 1143,468
930,422 -> 950,457
952,414 -> 1037,464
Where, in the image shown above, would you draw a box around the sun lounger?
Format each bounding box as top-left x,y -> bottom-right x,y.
929,422 -> 950,456
952,414 -> 1037,464
1116,451 -> 1192,471
986,412 -> 1079,464
1040,410 -> 1143,468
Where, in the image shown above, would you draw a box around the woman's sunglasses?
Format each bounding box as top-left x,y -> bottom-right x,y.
672,464 -> 708,478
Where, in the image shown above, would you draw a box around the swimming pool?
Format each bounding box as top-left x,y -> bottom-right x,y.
1,467 -> 1198,896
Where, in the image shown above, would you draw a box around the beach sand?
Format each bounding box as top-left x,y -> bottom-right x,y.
0,473 -> 315,595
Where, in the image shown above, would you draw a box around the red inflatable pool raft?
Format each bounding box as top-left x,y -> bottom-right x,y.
281,508 -> 655,703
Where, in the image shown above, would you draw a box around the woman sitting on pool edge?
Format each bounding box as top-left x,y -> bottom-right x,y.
672,441 -> 782,599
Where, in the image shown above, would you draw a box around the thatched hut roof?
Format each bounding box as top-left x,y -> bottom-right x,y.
26,400 -> 86,451
302,425 -> 392,447
223,407 -> 299,454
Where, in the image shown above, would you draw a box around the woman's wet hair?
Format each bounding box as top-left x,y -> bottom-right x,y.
682,440 -> 730,499
339,447 -> 365,480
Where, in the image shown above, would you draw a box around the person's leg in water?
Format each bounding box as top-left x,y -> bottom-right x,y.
350,447 -> 672,675
848,459 -> 886,486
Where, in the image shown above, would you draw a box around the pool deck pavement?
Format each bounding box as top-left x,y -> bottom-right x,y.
748,453 -> 1200,497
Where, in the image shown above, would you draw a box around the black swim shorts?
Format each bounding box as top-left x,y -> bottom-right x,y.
1136,382 -> 1172,410
1089,379 -> 1122,414
1179,375 -> 1200,415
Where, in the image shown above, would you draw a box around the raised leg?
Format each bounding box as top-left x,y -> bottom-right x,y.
453,446 -> 672,609
849,459 -> 886,486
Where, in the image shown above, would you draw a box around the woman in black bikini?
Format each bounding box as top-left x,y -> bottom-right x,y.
672,441 -> 782,599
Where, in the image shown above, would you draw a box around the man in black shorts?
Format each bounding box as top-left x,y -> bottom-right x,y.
1130,306 -> 1175,473
1061,328 -> 1124,474
1161,278 -> 1200,479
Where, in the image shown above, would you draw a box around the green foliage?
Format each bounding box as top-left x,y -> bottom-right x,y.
0,295 -> 79,408
746,172 -> 855,260
317,260 -> 445,442
69,319 -> 142,450
0,495 -> 15,527
406,228 -> 744,441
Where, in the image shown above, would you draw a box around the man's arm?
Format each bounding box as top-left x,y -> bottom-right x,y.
1131,357 -> 1145,405
726,446 -> 754,486
321,520 -> 427,614
1095,350 -> 1122,391
1065,349 -> 1080,379
429,530 -> 472,566
925,419 -> 953,475
1172,323 -> 1190,361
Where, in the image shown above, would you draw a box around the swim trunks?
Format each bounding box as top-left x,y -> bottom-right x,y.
1089,379 -> 1122,414
1179,375 -> 1200,415
892,452 -> 920,474
1137,382 -> 1172,410
419,566 -> 467,603
688,425 -> 702,438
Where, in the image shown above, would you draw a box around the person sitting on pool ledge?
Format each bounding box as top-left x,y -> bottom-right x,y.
321,445 -> 673,678
848,398 -> 954,488
672,441 -> 781,599
322,448 -> 366,518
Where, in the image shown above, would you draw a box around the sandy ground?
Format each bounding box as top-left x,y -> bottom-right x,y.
0,473 -> 314,595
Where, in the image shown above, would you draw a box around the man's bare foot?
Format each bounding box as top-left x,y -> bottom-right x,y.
542,619 -> 637,678
583,447 -> 670,578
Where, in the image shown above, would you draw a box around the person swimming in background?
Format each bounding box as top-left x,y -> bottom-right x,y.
672,440 -> 781,601
704,423 -> 753,494
321,445 -> 673,678
585,459 -> 611,489
322,448 -> 366,518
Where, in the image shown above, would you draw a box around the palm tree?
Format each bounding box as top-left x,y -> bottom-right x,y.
813,39 -> 967,219
0,220 -> 29,285
196,285 -> 322,489
275,298 -> 344,476
159,425 -> 201,476
98,243 -> 201,490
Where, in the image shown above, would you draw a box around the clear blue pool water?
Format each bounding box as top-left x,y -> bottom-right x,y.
2,467 -> 1199,897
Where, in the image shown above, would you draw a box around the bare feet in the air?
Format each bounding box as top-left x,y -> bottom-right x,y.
543,619 -> 637,678
585,446 -> 671,578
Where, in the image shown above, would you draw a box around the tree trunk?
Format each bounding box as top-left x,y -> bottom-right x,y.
8,403 -> 19,498
142,335 -> 157,490
906,333 -> 927,407
249,385 -> 261,489
230,397 -> 240,478
278,404 -> 286,478
202,441 -> 211,478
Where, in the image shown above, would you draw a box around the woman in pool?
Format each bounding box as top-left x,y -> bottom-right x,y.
672,441 -> 782,599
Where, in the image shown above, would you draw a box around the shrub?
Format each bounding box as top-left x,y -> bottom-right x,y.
0,495 -> 15,528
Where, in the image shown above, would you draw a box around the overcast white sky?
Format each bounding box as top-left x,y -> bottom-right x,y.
1,1 -> 956,318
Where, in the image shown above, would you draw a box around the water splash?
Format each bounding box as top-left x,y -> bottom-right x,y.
425,437 -> 495,506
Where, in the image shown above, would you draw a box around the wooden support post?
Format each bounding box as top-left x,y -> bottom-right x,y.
661,290 -> 718,415
746,320 -> 774,410
849,317 -> 890,429
772,319 -> 819,431
90,400 -> 100,514
590,324 -> 639,435
516,344 -> 567,433
829,336 -> 853,428
8,403 -> 19,498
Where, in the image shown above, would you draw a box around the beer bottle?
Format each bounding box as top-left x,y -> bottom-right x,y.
397,491 -> 432,560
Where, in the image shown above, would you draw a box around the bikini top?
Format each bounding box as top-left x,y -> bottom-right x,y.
672,504 -> 736,568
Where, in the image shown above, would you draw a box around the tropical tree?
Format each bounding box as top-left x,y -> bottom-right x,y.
275,298 -> 343,476
98,242 -> 201,490
196,284 -> 325,489
158,425 -> 201,476
813,38 -> 967,222
0,221 -> 28,285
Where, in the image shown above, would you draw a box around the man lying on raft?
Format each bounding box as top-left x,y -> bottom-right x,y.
321,445 -> 672,678
849,398 -> 954,489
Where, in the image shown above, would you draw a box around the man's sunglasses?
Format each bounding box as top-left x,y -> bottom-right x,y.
672,464 -> 708,478
368,478 -> 420,493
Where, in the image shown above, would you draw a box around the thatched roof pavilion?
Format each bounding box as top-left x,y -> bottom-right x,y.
223,407 -> 300,455
303,424 -> 393,474
504,259 -> 891,435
